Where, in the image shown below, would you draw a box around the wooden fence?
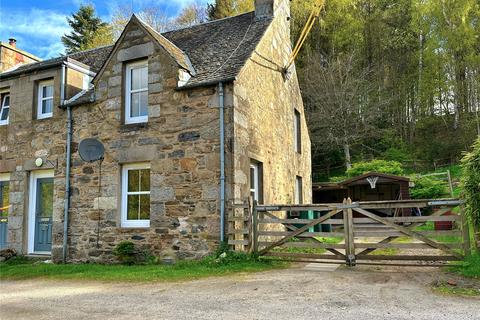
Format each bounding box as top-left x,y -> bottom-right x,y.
228,198 -> 474,267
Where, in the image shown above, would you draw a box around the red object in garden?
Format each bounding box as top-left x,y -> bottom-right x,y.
434,210 -> 453,230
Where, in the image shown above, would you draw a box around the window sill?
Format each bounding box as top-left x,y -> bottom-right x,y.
37,115 -> 53,120
120,122 -> 148,132
120,221 -> 150,229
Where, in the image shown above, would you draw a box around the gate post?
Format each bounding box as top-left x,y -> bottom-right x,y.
460,206 -> 472,256
252,200 -> 259,255
343,198 -> 356,266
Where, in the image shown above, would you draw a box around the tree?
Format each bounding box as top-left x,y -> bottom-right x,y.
207,0 -> 253,20
461,137 -> 480,235
175,2 -> 207,28
62,4 -> 108,54
111,4 -> 173,37
301,52 -> 382,170
81,25 -> 114,51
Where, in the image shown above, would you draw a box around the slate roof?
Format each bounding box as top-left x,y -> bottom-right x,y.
135,15 -> 195,75
2,11 -> 272,90
0,45 -> 113,80
164,12 -> 272,88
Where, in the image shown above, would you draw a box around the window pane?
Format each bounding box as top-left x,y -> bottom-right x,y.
42,98 -> 53,114
131,92 -> 140,117
42,85 -> 53,98
127,195 -> 139,220
139,194 -> 150,219
3,95 -> 9,107
139,91 -> 148,117
39,179 -> 53,217
139,169 -> 150,191
250,167 -> 255,190
0,108 -> 8,121
0,182 -> 9,217
128,169 -> 139,192
131,66 -> 147,90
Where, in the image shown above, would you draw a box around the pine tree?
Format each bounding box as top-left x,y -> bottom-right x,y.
62,5 -> 108,54
207,0 -> 253,20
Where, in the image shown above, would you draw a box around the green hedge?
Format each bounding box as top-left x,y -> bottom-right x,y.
461,137 -> 480,229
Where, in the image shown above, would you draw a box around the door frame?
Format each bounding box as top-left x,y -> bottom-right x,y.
28,169 -> 54,254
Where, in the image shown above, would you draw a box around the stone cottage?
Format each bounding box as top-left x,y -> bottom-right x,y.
0,0 -> 311,262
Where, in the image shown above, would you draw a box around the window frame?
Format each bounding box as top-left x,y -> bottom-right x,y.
121,163 -> 151,228
249,161 -> 264,204
125,60 -> 149,124
295,176 -> 303,204
37,80 -> 54,119
294,109 -> 301,153
0,93 -> 10,126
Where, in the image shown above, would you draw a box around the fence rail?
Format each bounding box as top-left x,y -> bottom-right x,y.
228,198 -> 475,267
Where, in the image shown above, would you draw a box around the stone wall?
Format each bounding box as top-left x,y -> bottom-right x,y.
64,21 -> 235,262
232,0 -> 312,205
0,68 -> 68,254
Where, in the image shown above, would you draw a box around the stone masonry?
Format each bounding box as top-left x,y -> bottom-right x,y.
0,0 -> 311,263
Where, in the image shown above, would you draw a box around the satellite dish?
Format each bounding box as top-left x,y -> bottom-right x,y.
78,138 -> 105,162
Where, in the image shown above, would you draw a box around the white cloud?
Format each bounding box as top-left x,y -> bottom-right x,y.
0,8 -> 69,58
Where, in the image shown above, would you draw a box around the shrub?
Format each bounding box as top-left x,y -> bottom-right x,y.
346,160 -> 404,177
410,177 -> 447,199
461,137 -> 480,229
113,241 -> 137,265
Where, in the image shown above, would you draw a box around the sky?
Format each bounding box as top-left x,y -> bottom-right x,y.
0,0 -> 210,59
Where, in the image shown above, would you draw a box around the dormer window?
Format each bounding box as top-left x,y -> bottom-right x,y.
125,60 -> 148,124
37,80 -> 54,119
0,93 -> 9,125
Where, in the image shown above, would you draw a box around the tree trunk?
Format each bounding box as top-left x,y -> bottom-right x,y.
344,143 -> 352,170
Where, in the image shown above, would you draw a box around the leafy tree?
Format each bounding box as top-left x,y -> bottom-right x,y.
62,4 -> 108,54
461,137 -> 480,230
81,25 -> 114,51
410,177 -> 447,199
175,2 -> 207,28
207,0 -> 253,20
346,160 -> 404,177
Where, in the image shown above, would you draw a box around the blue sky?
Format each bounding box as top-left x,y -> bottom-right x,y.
0,0 -> 210,59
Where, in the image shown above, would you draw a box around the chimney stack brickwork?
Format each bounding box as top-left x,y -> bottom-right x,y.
0,38 -> 40,72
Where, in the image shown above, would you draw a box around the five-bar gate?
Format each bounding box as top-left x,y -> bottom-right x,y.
228,198 -> 474,267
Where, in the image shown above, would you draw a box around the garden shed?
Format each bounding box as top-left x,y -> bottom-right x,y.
312,172 -> 411,216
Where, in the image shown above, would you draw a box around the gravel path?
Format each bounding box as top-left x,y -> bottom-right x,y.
1,264 -> 478,320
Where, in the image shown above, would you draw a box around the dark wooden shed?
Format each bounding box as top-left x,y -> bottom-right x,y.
313,172 -> 411,216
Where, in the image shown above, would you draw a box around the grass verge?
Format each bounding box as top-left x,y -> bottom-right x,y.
449,253 -> 480,279
0,253 -> 286,282
432,284 -> 480,297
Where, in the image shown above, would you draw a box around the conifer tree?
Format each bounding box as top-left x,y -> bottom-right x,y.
62,5 -> 108,54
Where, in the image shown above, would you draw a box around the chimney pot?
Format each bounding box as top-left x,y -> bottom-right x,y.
8,38 -> 16,47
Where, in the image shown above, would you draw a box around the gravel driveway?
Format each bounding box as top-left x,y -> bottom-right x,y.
1,264 -> 478,320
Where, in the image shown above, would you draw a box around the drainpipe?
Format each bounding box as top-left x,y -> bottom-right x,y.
61,63 -> 72,263
219,82 -> 226,242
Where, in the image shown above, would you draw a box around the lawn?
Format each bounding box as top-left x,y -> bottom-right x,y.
0,254 -> 285,282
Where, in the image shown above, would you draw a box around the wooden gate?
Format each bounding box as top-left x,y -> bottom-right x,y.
228,198 -> 474,267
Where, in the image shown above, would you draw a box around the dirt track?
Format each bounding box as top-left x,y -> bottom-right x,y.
0,264 -> 478,320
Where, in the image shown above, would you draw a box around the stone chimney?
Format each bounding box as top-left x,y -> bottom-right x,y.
254,0 -> 290,20
8,38 -> 16,47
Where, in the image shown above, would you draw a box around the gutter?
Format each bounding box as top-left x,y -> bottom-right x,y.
218,82 -> 226,242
